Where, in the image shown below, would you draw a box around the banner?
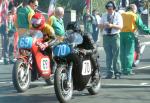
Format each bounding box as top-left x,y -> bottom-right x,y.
0,0 -> 8,24
48,0 -> 57,17
86,0 -> 90,11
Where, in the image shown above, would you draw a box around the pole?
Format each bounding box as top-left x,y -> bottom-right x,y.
90,0 -> 92,14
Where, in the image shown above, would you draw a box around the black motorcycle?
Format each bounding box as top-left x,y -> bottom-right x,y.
52,32 -> 101,103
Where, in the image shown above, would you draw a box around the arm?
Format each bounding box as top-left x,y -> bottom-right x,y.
99,15 -> 105,31
47,16 -> 54,26
136,14 -> 150,34
106,13 -> 123,30
28,11 -> 35,29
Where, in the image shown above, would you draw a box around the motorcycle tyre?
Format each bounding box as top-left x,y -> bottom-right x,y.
54,65 -> 73,103
87,69 -> 101,95
12,59 -> 31,93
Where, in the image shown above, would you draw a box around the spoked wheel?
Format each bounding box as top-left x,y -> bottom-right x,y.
87,69 -> 101,95
54,65 -> 73,103
12,59 -> 31,93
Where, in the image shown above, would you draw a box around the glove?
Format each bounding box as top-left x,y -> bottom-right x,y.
36,42 -> 48,51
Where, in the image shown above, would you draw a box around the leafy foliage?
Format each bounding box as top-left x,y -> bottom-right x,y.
13,0 -> 118,14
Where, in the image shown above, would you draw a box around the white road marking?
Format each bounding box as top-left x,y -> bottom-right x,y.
42,85 -> 54,89
102,83 -> 150,87
142,41 -> 150,45
0,81 -> 150,87
0,81 -> 46,84
136,65 -> 150,70
140,83 -> 149,85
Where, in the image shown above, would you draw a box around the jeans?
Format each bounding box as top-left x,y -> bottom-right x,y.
0,24 -> 8,61
92,24 -> 99,42
103,34 -> 121,75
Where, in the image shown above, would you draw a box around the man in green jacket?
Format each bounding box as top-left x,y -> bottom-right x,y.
120,4 -> 150,75
47,7 -> 65,42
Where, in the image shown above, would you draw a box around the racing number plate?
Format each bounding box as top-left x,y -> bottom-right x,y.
82,60 -> 92,75
18,36 -> 33,49
41,58 -> 50,70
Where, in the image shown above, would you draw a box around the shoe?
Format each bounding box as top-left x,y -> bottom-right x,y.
115,74 -> 121,79
9,60 -> 15,64
130,71 -> 135,75
105,75 -> 113,79
4,58 -> 9,65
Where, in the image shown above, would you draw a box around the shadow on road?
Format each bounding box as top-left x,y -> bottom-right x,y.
0,93 -> 58,103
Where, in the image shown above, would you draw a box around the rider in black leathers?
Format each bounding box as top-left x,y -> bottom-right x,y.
66,22 -> 100,76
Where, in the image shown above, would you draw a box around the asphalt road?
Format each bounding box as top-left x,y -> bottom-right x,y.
0,37 -> 150,103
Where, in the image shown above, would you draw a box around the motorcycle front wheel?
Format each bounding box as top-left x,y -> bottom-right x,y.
12,59 -> 31,93
54,65 -> 73,103
87,69 -> 101,95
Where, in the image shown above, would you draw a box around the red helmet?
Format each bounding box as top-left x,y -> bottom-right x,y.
31,13 -> 45,30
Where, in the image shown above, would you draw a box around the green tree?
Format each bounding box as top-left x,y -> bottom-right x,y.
14,0 -> 116,15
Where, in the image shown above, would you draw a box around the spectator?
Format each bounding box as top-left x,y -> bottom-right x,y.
0,0 -> 9,64
7,6 -> 17,63
120,0 -> 129,8
99,1 -> 123,79
120,4 -> 150,75
47,7 -> 65,41
83,9 -> 93,34
16,0 -> 38,35
92,9 -> 101,42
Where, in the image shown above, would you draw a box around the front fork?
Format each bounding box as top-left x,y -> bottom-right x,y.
67,62 -> 73,88
23,54 -> 32,78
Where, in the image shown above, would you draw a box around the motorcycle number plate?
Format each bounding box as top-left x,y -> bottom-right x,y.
18,36 -> 33,49
53,43 -> 71,57
41,58 -> 50,70
82,60 -> 92,75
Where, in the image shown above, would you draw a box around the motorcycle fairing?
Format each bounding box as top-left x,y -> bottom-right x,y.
31,40 -> 51,78
70,53 -> 92,91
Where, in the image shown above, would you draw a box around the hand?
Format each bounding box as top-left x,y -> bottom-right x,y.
80,49 -> 86,55
36,42 -> 48,51
105,23 -> 113,28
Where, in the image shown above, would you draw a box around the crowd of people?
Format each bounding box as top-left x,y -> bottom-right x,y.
82,0 -> 150,79
0,0 -> 65,64
0,0 -> 150,79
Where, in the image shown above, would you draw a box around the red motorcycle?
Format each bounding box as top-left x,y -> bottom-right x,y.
12,30 -> 54,93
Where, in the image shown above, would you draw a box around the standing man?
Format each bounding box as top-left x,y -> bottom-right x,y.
7,7 -> 17,63
16,0 -> 38,35
120,4 -> 150,75
100,1 -> 123,79
0,0 -> 9,64
83,9 -> 93,34
47,7 -> 65,41
92,9 -> 101,42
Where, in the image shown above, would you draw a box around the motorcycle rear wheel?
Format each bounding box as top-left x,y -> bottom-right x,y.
12,59 -> 31,93
87,69 -> 101,95
54,65 -> 73,103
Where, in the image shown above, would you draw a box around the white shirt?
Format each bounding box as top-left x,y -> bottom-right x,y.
96,15 -> 101,25
100,11 -> 123,35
